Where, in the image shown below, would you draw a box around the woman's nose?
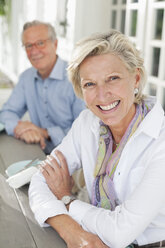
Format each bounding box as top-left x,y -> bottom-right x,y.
96,84 -> 111,100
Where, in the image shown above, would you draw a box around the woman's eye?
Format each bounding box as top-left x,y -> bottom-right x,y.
83,82 -> 95,88
110,76 -> 119,81
105,76 -> 119,83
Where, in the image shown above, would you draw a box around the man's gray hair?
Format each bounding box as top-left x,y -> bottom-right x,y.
21,20 -> 56,43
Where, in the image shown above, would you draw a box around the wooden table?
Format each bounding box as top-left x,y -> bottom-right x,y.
0,132 -> 67,248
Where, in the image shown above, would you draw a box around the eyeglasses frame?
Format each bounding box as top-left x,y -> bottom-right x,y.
23,38 -> 52,52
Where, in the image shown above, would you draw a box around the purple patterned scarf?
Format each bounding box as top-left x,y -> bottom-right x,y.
92,102 -> 150,210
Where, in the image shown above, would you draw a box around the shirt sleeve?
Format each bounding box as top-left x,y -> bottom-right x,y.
29,114 -> 83,226
29,171 -> 69,227
69,146 -> 165,248
0,75 -> 27,135
47,93 -> 85,147
47,125 -> 70,147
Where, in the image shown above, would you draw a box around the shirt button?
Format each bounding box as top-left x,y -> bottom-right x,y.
44,101 -> 47,104
118,172 -> 120,175
46,115 -> 48,118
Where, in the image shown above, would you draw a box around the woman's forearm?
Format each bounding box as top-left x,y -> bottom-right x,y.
46,214 -> 109,248
46,214 -> 82,242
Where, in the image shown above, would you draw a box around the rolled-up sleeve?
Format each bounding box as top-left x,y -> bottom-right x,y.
29,171 -> 69,227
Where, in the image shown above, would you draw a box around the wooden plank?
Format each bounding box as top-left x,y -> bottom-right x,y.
0,156 -> 37,248
16,185 -> 67,248
0,132 -> 46,171
0,133 -> 67,248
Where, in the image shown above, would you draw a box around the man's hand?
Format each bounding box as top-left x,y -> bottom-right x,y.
14,121 -> 48,149
19,129 -> 46,149
40,150 -> 74,199
14,120 -> 36,138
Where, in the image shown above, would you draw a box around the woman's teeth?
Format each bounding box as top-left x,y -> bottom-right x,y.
99,100 -> 119,110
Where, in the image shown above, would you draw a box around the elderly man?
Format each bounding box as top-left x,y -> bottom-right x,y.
0,20 -> 85,153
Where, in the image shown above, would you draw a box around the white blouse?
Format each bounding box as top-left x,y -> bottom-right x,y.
29,96 -> 165,248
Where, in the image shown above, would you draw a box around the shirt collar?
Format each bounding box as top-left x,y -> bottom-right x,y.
135,96 -> 164,139
49,56 -> 65,80
33,68 -> 39,80
90,96 -> 164,140
34,56 -> 65,81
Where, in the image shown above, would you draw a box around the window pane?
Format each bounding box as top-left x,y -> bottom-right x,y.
130,10 -> 137,36
122,0 -> 126,3
121,10 -> 126,33
163,88 -> 165,110
131,0 -> 138,2
112,10 -> 117,29
151,47 -> 160,77
149,83 -> 157,96
112,0 -> 117,4
154,9 -> 164,40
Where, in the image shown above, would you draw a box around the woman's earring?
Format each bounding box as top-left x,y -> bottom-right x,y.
134,88 -> 139,95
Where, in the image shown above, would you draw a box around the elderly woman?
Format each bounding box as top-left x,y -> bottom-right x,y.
29,30 -> 165,248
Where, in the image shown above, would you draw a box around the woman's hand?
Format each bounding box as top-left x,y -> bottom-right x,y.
40,150 -> 74,199
47,215 -> 109,248
41,152 -> 109,247
66,230 -> 109,248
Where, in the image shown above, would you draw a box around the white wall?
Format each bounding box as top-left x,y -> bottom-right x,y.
72,0 -> 111,43
58,0 -> 111,60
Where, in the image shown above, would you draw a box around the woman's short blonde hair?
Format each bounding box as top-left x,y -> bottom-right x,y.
68,30 -> 147,104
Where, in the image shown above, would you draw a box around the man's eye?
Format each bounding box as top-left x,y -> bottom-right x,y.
37,40 -> 45,46
25,44 -> 32,49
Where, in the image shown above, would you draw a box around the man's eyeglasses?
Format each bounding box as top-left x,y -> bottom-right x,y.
23,39 -> 51,51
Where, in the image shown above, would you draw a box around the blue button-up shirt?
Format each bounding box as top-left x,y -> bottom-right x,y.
0,57 -> 85,151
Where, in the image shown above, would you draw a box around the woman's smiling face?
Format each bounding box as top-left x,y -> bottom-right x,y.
79,53 -> 140,129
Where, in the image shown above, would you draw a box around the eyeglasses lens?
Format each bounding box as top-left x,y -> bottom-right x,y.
25,40 -> 48,51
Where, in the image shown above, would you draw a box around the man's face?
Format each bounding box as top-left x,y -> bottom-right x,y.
23,25 -> 57,78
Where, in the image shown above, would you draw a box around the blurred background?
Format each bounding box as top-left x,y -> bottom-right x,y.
0,0 -> 165,108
